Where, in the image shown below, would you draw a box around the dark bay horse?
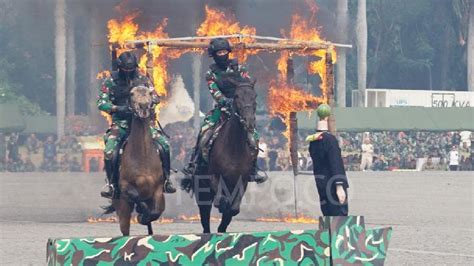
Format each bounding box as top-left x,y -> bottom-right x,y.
107,86 -> 166,236
195,78 -> 258,233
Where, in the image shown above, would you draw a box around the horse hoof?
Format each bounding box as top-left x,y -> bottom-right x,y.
137,214 -> 151,225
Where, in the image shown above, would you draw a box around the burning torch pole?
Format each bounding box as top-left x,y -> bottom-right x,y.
287,57 -> 299,219
325,51 -> 336,133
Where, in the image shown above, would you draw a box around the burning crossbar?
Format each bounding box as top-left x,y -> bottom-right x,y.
122,34 -> 352,51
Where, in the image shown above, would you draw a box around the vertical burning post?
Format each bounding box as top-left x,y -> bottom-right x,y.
286,58 -> 299,177
286,57 -> 299,219
325,51 -> 336,133
111,43 -> 118,71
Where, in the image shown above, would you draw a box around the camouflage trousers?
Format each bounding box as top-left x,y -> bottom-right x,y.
202,106 -> 259,138
198,107 -> 259,161
103,120 -> 169,160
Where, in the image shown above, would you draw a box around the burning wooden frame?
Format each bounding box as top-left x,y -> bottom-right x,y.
109,34 -> 350,176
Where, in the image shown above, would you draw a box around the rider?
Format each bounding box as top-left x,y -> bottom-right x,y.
97,51 -> 176,198
182,38 -> 267,183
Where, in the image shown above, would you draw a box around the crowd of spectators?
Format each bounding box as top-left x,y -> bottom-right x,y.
0,125 -> 472,173
0,133 -> 82,172
334,131 -> 472,171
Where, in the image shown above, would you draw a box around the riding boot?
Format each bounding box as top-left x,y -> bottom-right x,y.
249,159 -> 268,184
182,144 -> 199,177
182,129 -> 210,177
101,159 -> 116,199
158,145 -> 176,194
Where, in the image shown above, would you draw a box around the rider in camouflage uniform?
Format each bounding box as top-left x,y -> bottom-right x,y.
183,38 -> 267,183
97,51 -> 176,198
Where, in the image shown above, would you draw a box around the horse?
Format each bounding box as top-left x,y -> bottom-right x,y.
192,78 -> 258,233
105,85 -> 166,236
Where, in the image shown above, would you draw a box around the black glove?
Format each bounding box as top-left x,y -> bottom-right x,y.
114,105 -> 131,115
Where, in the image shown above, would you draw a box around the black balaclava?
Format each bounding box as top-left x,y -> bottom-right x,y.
213,53 -> 230,70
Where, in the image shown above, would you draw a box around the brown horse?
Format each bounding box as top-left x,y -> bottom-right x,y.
194,78 -> 258,233
107,86 -> 165,236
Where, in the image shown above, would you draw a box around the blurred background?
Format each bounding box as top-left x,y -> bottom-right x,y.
0,0 -> 472,173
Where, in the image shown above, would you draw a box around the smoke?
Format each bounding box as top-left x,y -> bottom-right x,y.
2,0 -> 335,115
159,75 -> 195,127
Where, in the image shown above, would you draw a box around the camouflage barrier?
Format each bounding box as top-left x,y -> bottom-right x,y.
47,216 -> 392,265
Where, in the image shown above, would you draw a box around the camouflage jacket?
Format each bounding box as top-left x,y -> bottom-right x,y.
206,59 -> 251,106
97,71 -> 160,123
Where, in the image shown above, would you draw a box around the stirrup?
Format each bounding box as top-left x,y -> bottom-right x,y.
100,184 -> 115,199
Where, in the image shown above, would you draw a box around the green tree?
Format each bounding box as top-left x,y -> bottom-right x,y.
346,0 -> 469,104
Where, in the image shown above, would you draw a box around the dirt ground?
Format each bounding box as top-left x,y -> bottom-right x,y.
0,171 -> 473,265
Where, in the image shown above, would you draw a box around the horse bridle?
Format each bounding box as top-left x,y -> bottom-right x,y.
225,102 -> 255,133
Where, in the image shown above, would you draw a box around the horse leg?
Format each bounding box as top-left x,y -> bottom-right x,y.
196,175 -> 214,234
117,198 -> 134,236
137,190 -> 164,227
198,203 -> 212,234
217,178 -> 248,233
148,189 -> 165,223
217,211 -> 233,233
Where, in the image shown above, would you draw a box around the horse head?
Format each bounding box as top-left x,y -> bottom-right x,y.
231,78 -> 257,132
129,86 -> 154,119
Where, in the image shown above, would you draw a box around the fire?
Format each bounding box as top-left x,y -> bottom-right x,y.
197,5 -> 258,62
137,19 -> 189,98
268,82 -> 324,139
96,70 -> 111,80
269,9 -> 335,143
107,13 -> 139,53
256,214 -> 318,224
87,215 -> 221,224
178,214 -> 221,222
87,216 -> 174,224
105,14 -> 186,116
87,214 -> 316,224
279,14 -> 336,98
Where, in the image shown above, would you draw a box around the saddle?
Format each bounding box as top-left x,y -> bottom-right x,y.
199,118 -> 229,165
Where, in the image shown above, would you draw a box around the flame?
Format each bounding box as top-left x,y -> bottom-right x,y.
87,214 -> 316,224
178,214 -> 221,222
105,14 -> 187,117
256,214 -> 318,224
96,70 -> 111,80
281,14 -> 336,98
87,216 -> 174,224
87,215 -> 221,224
269,9 -> 336,143
197,5 -> 258,62
107,13 -> 140,51
268,82 -> 323,139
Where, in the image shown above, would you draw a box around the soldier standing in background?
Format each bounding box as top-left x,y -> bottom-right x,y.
448,145 -> 459,171
306,104 -> 349,216
360,137 -> 374,171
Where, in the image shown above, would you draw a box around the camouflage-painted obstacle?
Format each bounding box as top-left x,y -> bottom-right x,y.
47,216 -> 392,265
